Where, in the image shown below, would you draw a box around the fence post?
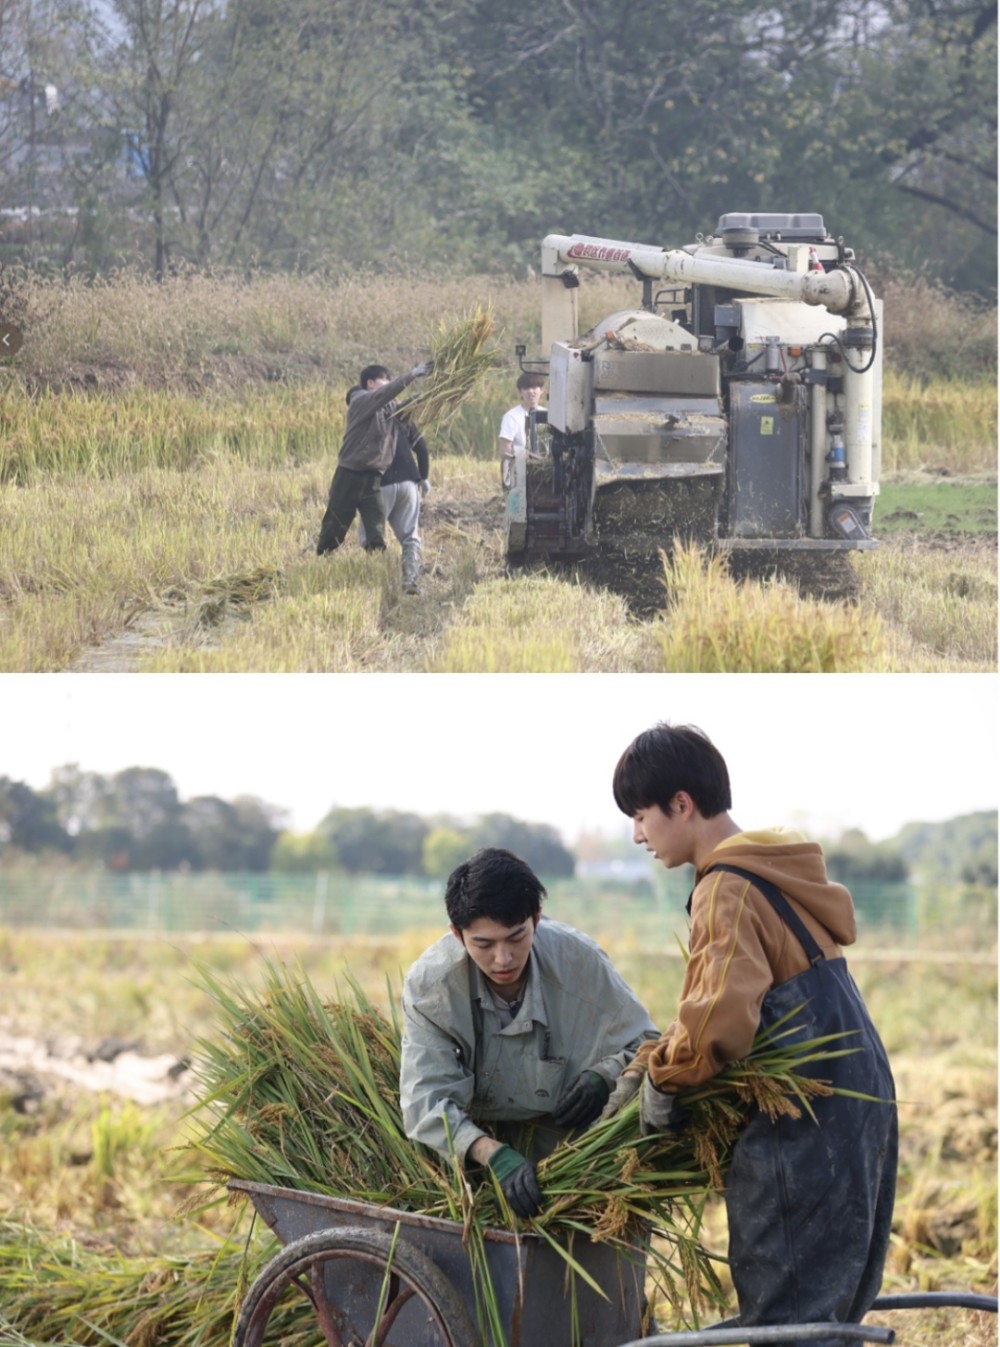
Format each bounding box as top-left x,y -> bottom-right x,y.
313,871 -> 328,935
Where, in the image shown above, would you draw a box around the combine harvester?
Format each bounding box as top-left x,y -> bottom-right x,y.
505,212 -> 882,604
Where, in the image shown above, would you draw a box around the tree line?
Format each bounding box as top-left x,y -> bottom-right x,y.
0,766 -> 576,878
1,765 -> 995,888
0,0 -> 994,292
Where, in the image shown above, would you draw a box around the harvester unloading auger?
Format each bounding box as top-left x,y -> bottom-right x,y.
504,213 -> 881,605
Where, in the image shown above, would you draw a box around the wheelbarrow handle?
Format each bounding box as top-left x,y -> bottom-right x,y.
618,1326 -> 894,1346
872,1292 -> 997,1313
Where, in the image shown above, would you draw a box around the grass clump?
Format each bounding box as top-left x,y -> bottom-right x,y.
854,538 -> 997,668
428,572 -> 660,672
655,543 -> 891,672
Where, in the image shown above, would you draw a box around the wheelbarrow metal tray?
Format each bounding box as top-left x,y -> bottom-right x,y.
230,1178 -> 645,1347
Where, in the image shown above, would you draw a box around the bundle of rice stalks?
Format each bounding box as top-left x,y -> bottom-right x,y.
198,566 -> 285,608
0,960 -> 863,1347
189,963 -> 450,1209
402,304 -> 497,438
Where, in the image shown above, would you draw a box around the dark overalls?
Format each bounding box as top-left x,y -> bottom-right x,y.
710,865 -> 898,1346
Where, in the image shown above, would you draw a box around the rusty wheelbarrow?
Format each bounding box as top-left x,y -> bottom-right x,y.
230,1178 -> 996,1347
230,1177 -> 647,1347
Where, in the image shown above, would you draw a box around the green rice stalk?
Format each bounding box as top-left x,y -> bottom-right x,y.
370,1221 -> 402,1345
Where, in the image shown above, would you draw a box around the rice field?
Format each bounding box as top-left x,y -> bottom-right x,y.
0,927 -> 995,1347
0,271 -> 994,674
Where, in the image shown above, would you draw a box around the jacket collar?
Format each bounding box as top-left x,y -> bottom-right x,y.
472,955 -> 548,1032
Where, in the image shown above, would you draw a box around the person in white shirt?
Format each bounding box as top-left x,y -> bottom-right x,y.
498,372 -> 546,487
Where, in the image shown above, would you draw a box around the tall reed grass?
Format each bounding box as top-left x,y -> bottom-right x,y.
877,272 -> 997,383
6,269 -> 633,395
882,372 -> 997,474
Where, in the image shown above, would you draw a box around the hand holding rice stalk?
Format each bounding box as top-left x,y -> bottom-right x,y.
535,1005 -> 861,1228
401,304 -> 496,437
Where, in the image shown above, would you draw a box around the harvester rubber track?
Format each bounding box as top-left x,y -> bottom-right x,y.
725,549 -> 862,604
578,479 -> 861,615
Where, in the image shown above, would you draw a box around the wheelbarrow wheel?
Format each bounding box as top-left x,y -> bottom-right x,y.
234,1224 -> 480,1347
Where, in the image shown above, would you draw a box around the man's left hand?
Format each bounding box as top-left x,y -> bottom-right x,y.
420,479 -> 431,497
639,1076 -> 684,1137
552,1071 -> 611,1129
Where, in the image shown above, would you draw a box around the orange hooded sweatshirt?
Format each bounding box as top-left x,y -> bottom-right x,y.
636,828 -> 858,1091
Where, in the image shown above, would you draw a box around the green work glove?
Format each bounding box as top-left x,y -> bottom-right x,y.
597,1071 -> 642,1122
551,1070 -> 611,1129
487,1144 -> 543,1219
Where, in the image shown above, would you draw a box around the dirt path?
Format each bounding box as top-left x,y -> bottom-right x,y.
66,493 -> 508,673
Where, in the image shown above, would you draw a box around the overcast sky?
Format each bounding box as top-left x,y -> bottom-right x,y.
4,673 -> 997,845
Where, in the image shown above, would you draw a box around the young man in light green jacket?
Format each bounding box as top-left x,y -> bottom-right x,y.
400,847 -> 658,1218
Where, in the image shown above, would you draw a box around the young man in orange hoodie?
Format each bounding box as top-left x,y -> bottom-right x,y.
601,722 -> 897,1344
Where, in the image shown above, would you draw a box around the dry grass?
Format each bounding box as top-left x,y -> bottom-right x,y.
1,454 -> 994,672
655,543 -> 893,672
428,571 -> 662,672
877,272 -> 997,383
854,536 -> 997,669
6,269 -> 633,398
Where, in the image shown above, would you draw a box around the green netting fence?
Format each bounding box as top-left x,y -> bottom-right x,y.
0,868 -> 942,946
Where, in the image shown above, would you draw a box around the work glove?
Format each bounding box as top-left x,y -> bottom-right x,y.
597,1071 -> 642,1123
486,1144 -> 543,1219
639,1075 -> 684,1138
551,1071 -> 611,1129
410,359 -> 435,379
419,479 -> 431,498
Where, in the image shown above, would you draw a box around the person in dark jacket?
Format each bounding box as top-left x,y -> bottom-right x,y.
315,360 -> 432,557
601,722 -> 897,1346
358,411 -> 430,594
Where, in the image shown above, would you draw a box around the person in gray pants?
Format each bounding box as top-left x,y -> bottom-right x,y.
359,412 -> 430,595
